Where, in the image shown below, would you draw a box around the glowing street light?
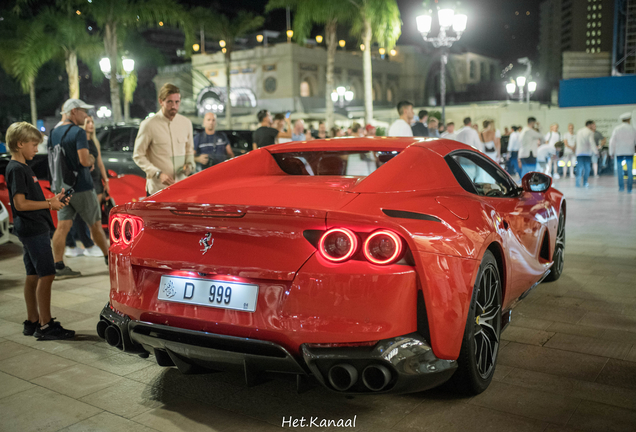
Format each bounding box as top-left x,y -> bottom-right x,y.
528,81 -> 537,93
379,47 -> 386,55
256,34 -> 263,43
416,7 -> 468,124
122,58 -> 135,74
390,49 -> 397,56
506,82 -> 516,95
339,40 -> 346,48
316,35 -> 323,44
219,40 -> 226,48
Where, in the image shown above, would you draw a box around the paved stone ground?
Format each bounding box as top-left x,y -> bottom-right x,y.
1,175 -> 635,432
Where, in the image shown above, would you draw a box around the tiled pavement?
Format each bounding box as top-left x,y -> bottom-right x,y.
0,175 -> 635,432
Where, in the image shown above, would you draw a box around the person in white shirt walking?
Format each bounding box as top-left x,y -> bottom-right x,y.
441,122 -> 457,140
506,126 -> 522,176
609,113 -> 636,192
387,101 -> 414,137
518,117 -> 545,178
575,120 -> 599,188
562,123 -> 576,179
455,117 -> 483,152
544,123 -> 562,178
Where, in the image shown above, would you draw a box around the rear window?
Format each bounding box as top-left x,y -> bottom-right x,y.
272,151 -> 400,176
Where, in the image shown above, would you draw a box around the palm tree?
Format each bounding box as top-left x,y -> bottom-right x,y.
349,0 -> 401,125
267,0 -> 353,131
0,19 -> 53,125
192,9 -> 264,129
21,8 -> 103,100
84,0 -> 192,122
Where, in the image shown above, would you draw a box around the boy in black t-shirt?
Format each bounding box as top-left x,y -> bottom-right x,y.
5,122 -> 75,340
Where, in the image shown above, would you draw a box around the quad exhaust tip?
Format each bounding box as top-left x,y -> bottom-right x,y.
104,325 -> 122,348
328,364 -> 358,391
362,364 -> 392,391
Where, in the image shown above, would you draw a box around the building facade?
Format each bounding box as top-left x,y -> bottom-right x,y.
153,42 -> 501,122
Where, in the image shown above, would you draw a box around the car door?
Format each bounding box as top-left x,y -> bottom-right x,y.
448,151 -> 549,300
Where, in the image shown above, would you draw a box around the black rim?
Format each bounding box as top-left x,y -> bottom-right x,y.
554,214 -> 565,275
473,264 -> 501,379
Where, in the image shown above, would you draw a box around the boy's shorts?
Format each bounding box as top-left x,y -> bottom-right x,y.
20,231 -> 55,277
58,189 -> 101,225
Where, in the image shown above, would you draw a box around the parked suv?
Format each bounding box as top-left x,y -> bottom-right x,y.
96,124 -> 252,177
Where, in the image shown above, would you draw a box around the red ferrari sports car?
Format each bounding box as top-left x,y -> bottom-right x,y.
98,137 -> 566,395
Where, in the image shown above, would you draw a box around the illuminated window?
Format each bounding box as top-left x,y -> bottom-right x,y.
586,40 -> 590,45
587,48 -> 590,53
598,4 -> 602,9
598,30 -> 601,36
300,81 -> 311,97
591,31 -> 595,36
598,21 -> 601,26
597,39 -> 601,44
593,5 -> 596,10
592,13 -> 596,18
587,23 -> 591,28
587,6 -> 591,10
598,13 -> 602,18
592,22 -> 596,27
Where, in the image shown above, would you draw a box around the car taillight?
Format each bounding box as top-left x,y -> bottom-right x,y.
110,215 -> 143,245
363,230 -> 403,265
318,228 -> 358,262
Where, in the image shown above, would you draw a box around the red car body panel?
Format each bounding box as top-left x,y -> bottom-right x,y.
107,137 -> 563,364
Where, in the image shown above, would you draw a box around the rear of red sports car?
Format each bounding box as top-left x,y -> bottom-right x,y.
98,138 -> 540,394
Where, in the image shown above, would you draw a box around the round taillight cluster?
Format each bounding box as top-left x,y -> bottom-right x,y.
363,230 -> 403,265
319,228 -> 358,262
110,215 -> 143,245
317,228 -> 403,265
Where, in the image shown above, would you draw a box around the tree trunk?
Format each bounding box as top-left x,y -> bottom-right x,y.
29,75 -> 37,126
225,50 -> 232,129
104,23 -> 122,122
362,17 -> 373,126
124,100 -> 130,122
65,50 -> 79,99
324,19 -> 337,131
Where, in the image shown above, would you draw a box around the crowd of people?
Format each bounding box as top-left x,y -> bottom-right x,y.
386,100 -> 635,191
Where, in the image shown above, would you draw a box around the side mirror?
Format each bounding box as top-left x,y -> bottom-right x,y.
522,172 -> 552,193
107,169 -> 118,178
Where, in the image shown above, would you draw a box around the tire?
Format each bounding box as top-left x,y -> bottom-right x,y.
449,250 -> 502,395
544,210 -> 565,282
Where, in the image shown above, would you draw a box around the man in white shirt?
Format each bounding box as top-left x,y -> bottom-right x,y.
544,123 -> 562,178
518,117 -> 545,178
506,126 -> 522,176
441,122 -> 457,140
562,123 -> 577,179
575,120 -> 599,188
609,112 -> 636,192
455,117 -> 483,151
133,83 -> 195,195
387,101 -> 414,137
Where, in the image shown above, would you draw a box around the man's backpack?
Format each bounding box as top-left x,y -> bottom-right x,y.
48,125 -> 78,194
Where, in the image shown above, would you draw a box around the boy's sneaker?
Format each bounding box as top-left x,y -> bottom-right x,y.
65,247 -> 84,257
23,320 -> 40,336
83,245 -> 104,257
55,266 -> 81,280
34,319 -> 75,341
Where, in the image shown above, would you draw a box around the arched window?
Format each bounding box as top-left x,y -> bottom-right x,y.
469,61 -> 476,79
300,80 -> 311,97
387,88 -> 393,103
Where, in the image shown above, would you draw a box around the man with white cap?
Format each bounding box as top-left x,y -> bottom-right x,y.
50,98 -> 110,279
609,112 -> 636,193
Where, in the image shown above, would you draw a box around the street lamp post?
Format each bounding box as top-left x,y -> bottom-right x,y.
505,78 -> 537,107
417,9 -> 467,125
100,57 -> 135,121
331,86 -> 354,108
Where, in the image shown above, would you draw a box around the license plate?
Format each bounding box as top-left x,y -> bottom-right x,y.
157,275 -> 258,312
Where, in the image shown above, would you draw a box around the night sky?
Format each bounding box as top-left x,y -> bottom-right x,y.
195,0 -> 542,63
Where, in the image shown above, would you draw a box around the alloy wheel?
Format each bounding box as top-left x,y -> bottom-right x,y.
473,264 -> 501,379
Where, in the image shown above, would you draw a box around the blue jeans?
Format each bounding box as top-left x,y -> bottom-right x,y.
576,155 -> 592,187
617,155 -> 633,192
506,151 -> 518,176
519,158 -> 537,179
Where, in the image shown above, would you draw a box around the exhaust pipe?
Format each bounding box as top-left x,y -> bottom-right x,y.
327,364 -> 358,391
362,364 -> 392,391
104,325 -> 122,348
96,320 -> 109,339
